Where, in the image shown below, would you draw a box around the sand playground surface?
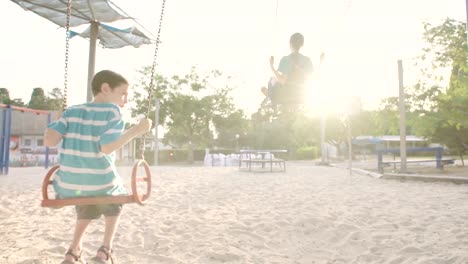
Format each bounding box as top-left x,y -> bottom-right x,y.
1,163 -> 468,264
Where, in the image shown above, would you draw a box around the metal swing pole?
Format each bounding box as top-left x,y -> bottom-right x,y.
398,60 -> 407,173
45,112 -> 52,169
4,106 -> 12,175
0,108 -> 6,175
86,21 -> 99,102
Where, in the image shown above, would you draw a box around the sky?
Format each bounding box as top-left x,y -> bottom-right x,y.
0,0 -> 466,116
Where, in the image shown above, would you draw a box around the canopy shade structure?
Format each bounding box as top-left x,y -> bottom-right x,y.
10,0 -> 128,27
10,0 -> 152,102
73,24 -> 153,49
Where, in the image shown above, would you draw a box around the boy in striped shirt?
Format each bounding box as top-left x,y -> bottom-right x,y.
45,70 -> 151,264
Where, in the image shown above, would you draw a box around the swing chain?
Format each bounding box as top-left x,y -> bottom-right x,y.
141,0 -> 167,160
63,0 -> 72,111
275,0 -> 279,20
146,0 -> 166,115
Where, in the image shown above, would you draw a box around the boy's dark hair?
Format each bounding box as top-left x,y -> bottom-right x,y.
92,70 -> 128,95
290,33 -> 304,50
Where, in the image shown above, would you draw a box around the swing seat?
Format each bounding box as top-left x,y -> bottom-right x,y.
41,160 -> 152,208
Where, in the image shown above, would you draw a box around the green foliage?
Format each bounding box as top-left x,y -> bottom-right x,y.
28,87 -> 48,110
292,146 -> 319,160
370,97 -> 401,135
324,114 -> 346,150
212,110 -> 248,149
0,88 -> 25,106
131,66 -> 246,163
290,114 -> 320,149
408,18 -> 467,164
27,87 -> 63,110
46,88 -> 64,110
0,88 -> 10,103
248,107 -> 308,150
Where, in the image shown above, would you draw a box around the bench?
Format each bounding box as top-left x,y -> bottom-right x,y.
377,147 -> 454,173
381,159 -> 455,170
239,150 -> 287,172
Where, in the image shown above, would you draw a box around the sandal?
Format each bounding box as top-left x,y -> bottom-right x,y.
90,246 -> 114,264
61,249 -> 86,264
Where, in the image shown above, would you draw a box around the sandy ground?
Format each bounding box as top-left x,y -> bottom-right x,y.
1,163 -> 468,264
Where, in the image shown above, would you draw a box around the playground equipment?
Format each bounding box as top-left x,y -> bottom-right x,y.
41,161 -> 152,207
41,0 -> 167,208
0,104 -> 53,175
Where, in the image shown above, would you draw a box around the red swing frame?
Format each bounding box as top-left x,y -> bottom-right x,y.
41,159 -> 152,207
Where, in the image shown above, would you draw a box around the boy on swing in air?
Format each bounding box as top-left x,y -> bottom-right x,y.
262,32 -> 324,105
44,70 -> 152,264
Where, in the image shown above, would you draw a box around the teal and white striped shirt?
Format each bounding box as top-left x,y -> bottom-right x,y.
48,103 -> 127,198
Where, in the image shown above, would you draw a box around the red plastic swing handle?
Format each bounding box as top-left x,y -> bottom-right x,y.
131,159 -> 152,205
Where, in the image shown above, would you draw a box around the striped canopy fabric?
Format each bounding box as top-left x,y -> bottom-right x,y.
10,0 -> 129,28
76,24 -> 153,49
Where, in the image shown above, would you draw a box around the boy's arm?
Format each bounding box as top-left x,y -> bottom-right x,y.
44,128 -> 63,147
270,66 -> 287,84
100,118 -> 152,154
270,56 -> 288,84
44,111 -> 67,147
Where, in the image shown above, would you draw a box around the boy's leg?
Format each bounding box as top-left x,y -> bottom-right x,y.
261,77 -> 277,97
103,215 -> 121,249
64,219 -> 91,262
95,215 -> 121,260
268,77 -> 281,107
261,86 -> 268,96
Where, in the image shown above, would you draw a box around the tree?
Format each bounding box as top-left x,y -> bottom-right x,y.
0,88 -> 26,106
28,87 -> 49,110
46,88 -> 64,110
408,18 -> 467,164
371,97 -> 401,136
164,95 -> 211,151
131,66 -> 244,163
212,110 -> 248,149
290,113 -> 320,150
324,114 -> 347,155
0,88 -> 10,104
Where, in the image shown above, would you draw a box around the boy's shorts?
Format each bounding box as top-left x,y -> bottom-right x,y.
75,204 -> 123,220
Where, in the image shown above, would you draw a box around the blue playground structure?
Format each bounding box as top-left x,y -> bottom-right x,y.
0,104 -> 52,175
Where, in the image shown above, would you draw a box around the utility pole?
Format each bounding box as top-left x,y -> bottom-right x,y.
398,60 -> 407,173
318,52 -> 328,165
320,115 -> 328,165
153,98 -> 160,166
347,115 -> 352,175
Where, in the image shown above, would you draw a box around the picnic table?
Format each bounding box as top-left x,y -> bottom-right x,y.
239,149 -> 287,172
